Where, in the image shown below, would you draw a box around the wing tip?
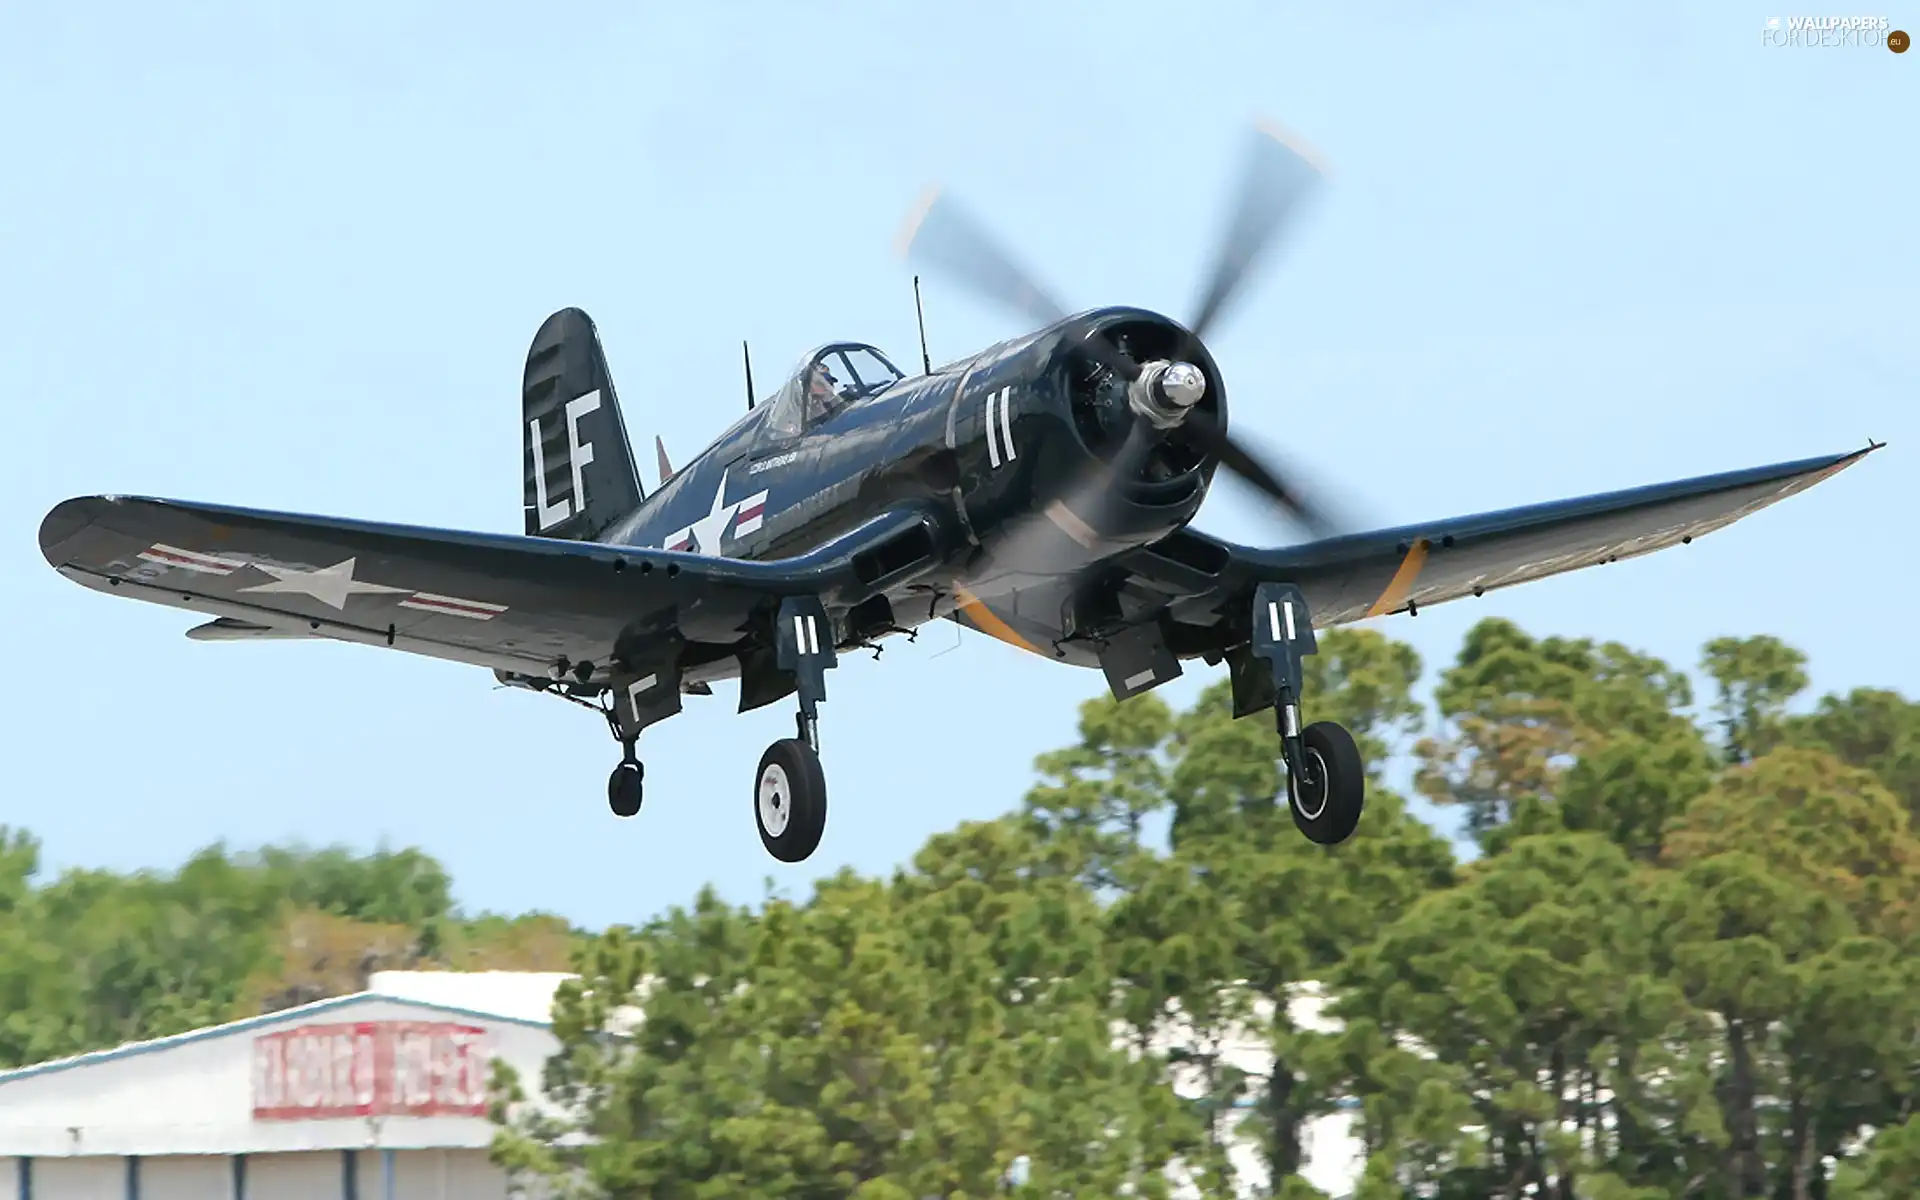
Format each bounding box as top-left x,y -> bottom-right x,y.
38,495 -> 115,567
1815,438 -> 1884,478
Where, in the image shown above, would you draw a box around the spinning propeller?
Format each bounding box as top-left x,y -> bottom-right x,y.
896,120 -> 1346,543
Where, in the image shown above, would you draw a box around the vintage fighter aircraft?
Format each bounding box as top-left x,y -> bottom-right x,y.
38,123 -> 1878,864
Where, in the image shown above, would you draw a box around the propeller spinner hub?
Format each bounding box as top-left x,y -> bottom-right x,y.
1127,359 -> 1209,430
1160,361 -> 1206,408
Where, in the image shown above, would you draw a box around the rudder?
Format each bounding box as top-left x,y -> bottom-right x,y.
522,307 -> 644,540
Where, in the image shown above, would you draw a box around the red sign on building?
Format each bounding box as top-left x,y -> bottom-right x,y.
251,1020 -> 493,1119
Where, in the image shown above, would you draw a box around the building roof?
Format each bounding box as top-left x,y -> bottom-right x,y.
0,971 -> 561,1086
368,969 -> 574,1025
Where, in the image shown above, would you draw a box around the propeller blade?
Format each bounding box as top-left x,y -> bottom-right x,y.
898,118 -> 1350,558
985,414 -> 1160,572
1188,120 -> 1326,342
895,186 -> 1070,328
1182,409 -> 1344,539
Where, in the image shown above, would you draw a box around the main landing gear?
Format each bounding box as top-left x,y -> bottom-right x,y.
753,596 -> 834,862
599,596 -> 837,865
1248,583 -> 1365,845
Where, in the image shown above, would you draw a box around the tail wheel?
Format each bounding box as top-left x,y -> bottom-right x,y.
1287,720 -> 1364,845
754,738 -> 827,862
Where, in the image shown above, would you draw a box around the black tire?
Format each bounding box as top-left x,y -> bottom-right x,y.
754,738 -> 827,862
1287,721 -> 1364,845
608,760 -> 644,818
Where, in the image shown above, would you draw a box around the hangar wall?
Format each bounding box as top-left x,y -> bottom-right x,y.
1,970 -> 1364,1198
0,976 -> 565,1200
4,1149 -> 507,1199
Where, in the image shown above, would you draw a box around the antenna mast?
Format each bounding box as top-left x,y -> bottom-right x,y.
912,275 -> 932,374
742,340 -> 756,410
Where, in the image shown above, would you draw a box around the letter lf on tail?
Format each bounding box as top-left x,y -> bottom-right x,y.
529,391 -> 602,531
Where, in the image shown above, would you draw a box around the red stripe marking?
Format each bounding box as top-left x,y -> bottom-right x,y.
407,596 -> 500,616
145,547 -> 224,567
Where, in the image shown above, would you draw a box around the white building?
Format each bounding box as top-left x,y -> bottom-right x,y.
0,972 -> 569,1200
1,971 -> 1363,1199
1154,983 -> 1365,1198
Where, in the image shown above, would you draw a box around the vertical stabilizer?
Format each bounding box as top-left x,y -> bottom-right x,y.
522,308 -> 644,541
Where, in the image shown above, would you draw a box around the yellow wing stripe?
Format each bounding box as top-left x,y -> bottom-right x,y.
952,585 -> 1045,655
1365,538 -> 1430,618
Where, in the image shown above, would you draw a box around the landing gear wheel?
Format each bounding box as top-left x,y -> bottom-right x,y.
1287,721 -> 1364,845
754,738 -> 827,863
608,759 -> 644,818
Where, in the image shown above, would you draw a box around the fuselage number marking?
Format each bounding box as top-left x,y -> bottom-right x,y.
984,387 -> 1016,469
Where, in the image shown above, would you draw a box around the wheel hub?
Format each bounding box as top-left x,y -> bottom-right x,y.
1291,747 -> 1330,822
758,763 -> 791,837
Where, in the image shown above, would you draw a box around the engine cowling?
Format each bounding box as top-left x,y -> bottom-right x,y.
1056,308 -> 1227,523
953,308 -> 1229,590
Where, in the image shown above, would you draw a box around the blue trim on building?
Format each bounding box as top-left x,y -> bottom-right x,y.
0,993 -> 552,1085
17,1156 -> 30,1200
342,1150 -> 358,1200
125,1156 -> 139,1200
231,1154 -> 246,1200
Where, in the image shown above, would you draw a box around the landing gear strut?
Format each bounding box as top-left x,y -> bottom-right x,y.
601,663 -> 684,820
1249,583 -> 1365,844
754,597 -> 836,862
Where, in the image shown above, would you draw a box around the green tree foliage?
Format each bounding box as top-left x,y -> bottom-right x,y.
1415,619 -> 1716,859
494,846 -> 1196,1198
9,618 -> 1915,1199
0,834 -> 588,1069
1700,635 -> 1811,764
1784,687 -> 1920,830
1832,1115 -> 1920,1199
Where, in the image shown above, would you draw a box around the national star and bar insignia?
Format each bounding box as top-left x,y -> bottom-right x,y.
660,470 -> 770,554
240,557 -> 409,610
134,544 -> 510,621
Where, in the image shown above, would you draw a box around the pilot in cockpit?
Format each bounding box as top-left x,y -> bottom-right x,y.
805,362 -> 849,423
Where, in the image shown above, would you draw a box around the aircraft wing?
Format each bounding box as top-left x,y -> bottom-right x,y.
1122,444 -> 1879,651
37,494 -> 944,708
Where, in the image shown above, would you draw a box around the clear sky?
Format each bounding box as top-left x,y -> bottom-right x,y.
4,2 -> 1913,930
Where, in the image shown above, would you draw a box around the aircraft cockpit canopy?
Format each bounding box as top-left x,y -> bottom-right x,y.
763,343 -> 907,436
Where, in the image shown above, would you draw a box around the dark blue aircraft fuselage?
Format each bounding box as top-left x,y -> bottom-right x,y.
598,307 -> 1225,671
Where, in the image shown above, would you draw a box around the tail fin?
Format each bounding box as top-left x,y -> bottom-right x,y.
522,307 -> 645,540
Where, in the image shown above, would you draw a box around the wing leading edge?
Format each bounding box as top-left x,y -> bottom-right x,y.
1125,443 -> 1880,646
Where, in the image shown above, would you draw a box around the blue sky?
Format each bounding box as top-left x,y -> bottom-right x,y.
4,2 -> 1913,929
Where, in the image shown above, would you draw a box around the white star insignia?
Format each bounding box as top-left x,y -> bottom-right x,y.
239,557 -> 409,610
663,469 -> 742,554
686,474 -> 741,554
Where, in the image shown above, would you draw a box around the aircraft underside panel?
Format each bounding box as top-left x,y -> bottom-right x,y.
1148,444 -> 1877,656
938,445 -> 1878,705
39,494 -> 952,709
